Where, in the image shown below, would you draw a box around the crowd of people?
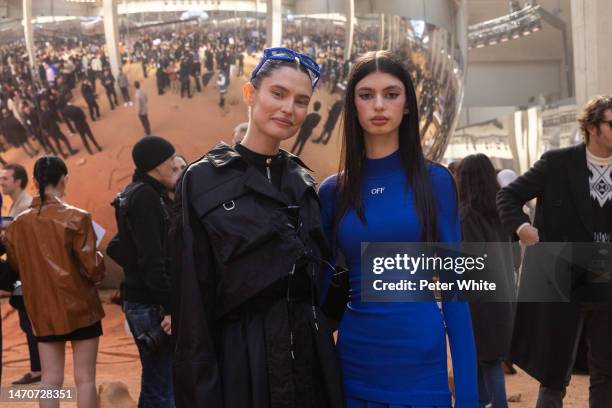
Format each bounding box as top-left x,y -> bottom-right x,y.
0,27 -> 611,408
0,24 -> 370,163
0,39 -> 108,161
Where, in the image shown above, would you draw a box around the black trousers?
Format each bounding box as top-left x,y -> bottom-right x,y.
180,79 -> 191,98
86,100 -> 100,120
18,309 -> 41,372
139,114 -> 151,135
76,122 -> 102,154
88,71 -> 97,92
105,86 -> 118,109
120,87 -> 131,102
537,304 -> 612,408
32,129 -> 57,155
49,129 -> 76,156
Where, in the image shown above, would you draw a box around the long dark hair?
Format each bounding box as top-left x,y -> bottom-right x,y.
33,156 -> 68,214
333,50 -> 439,243
456,153 -> 500,223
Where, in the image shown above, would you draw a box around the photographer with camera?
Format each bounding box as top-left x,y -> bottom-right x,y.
114,136 -> 179,408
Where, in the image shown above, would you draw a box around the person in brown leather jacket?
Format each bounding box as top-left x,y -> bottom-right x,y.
5,156 -> 105,408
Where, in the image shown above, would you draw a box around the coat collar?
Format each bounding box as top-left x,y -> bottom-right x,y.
206,142 -> 313,171
132,170 -> 167,196
206,142 -> 317,204
567,143 -> 593,236
30,194 -> 62,208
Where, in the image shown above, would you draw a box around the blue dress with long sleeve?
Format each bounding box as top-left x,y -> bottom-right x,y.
319,151 -> 478,408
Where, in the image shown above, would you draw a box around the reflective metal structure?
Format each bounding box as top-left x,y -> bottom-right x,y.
1,0 -> 467,161
286,0 -> 468,161
378,13 -> 466,161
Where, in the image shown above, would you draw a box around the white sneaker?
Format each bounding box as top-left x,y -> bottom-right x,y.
124,102 -> 128,107
129,101 -> 133,106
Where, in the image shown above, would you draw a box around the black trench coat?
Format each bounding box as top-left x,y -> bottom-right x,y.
460,209 -> 516,362
172,143 -> 343,408
497,143 -> 612,388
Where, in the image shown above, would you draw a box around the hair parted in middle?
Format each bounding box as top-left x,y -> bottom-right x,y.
332,50 -> 440,244
456,153 -> 501,224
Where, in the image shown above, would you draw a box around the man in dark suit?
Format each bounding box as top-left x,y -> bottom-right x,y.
179,58 -> 192,99
62,103 -> 102,155
497,95 -> 612,407
102,68 -> 119,110
80,78 -> 100,121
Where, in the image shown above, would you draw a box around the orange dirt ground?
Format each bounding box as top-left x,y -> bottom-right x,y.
0,63 -> 588,406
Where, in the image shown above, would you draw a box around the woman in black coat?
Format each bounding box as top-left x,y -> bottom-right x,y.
456,154 -> 516,408
172,48 -> 343,408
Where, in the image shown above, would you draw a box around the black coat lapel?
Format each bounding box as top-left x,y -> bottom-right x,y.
281,159 -> 317,204
568,144 -> 593,237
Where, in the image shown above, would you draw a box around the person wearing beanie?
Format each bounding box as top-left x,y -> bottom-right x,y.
111,135 -> 179,408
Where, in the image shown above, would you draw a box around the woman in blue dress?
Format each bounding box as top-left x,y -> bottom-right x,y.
319,50 -> 478,408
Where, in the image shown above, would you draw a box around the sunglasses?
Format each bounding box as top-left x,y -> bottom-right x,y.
251,47 -> 321,88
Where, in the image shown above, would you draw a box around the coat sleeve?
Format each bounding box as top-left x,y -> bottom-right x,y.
72,212 -> 105,284
172,169 -> 223,408
434,167 -> 479,407
130,187 -> 171,311
496,151 -> 552,236
318,175 -> 349,326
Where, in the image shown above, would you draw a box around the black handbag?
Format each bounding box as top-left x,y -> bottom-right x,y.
0,260 -> 24,311
9,283 -> 25,312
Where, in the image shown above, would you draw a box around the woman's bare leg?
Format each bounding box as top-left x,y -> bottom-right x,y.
38,342 -> 66,408
72,337 -> 99,408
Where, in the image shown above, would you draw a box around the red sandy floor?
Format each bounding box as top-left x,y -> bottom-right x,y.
0,62 -> 589,406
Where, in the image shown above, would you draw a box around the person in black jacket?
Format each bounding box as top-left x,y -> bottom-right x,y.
497,95 -> 612,407
179,58 -> 192,98
80,78 -> 100,121
117,136 -> 180,408
39,99 -> 77,158
0,109 -> 38,157
457,154 -> 515,408
172,48 -> 343,408
191,59 -> 202,93
21,103 -> 57,155
155,64 -> 165,96
102,68 -> 118,110
62,103 -> 102,155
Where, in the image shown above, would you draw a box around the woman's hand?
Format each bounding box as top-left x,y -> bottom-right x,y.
161,314 -> 172,335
